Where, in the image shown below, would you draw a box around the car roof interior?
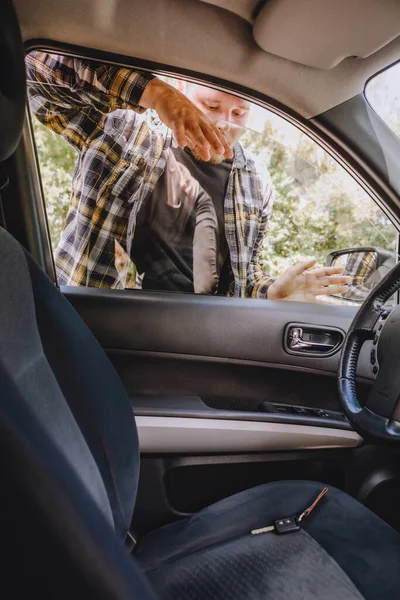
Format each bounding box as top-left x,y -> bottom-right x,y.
15,0 -> 400,118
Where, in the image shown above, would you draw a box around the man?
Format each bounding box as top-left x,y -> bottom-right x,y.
130,149 -> 220,293
26,52 -> 350,300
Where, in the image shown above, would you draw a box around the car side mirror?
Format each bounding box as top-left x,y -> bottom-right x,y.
325,246 -> 396,304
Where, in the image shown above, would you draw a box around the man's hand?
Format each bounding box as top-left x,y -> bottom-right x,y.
140,78 -> 232,162
267,258 -> 352,302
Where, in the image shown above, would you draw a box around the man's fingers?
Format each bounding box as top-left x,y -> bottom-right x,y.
291,258 -> 317,276
204,121 -> 233,158
173,123 -> 188,148
147,80 -> 232,160
216,128 -> 233,158
314,284 -> 350,296
200,121 -> 226,155
316,275 -> 352,286
185,126 -> 211,161
197,118 -> 233,159
312,266 -> 345,278
189,125 -> 210,150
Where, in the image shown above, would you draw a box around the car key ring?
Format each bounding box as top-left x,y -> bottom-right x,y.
251,487 -> 328,535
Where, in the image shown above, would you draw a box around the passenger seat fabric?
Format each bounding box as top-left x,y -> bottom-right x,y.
0,228 -> 113,525
137,480 -> 400,600
147,528 -> 363,600
0,226 -> 139,536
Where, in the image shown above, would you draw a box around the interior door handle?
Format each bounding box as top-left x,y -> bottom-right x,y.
287,326 -> 340,355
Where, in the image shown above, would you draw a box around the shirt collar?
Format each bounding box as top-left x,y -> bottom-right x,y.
233,142 -> 257,172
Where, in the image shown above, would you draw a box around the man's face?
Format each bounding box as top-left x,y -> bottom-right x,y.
185,84 -> 251,163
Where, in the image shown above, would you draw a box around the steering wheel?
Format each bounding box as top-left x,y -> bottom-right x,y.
339,259 -> 400,442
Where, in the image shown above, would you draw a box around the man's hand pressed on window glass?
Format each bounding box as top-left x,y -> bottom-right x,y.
266,259 -> 351,302
140,78 -> 232,162
26,52 -> 350,300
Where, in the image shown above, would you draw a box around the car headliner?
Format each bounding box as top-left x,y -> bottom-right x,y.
14,0 -> 400,118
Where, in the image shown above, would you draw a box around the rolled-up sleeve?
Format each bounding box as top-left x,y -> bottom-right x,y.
26,51 -> 155,150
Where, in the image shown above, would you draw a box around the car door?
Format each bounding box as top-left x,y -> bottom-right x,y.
5,50 -> 400,535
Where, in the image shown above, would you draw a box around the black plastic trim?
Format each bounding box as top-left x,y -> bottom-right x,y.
131,395 -> 352,431
63,286 -> 371,377
108,347 -> 374,384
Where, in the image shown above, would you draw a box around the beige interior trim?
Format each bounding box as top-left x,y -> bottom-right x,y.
254,0 -> 400,69
199,0 -> 259,22
16,0 -> 400,118
136,416 -> 362,453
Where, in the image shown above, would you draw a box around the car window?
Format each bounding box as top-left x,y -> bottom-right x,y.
239,111 -> 398,306
365,62 -> 400,139
27,51 -> 398,305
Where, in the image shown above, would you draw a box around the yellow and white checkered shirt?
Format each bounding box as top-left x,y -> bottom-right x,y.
26,52 -> 275,297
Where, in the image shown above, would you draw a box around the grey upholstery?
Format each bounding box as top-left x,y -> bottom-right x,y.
0,226 -> 156,598
137,480 -> 400,600
146,527 -> 364,600
0,228 -> 114,526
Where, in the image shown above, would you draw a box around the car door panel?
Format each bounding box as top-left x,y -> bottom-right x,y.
64,287 -> 357,368
64,287 -> 373,416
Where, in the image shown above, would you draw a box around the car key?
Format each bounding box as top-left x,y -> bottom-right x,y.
251,487 -> 328,535
251,516 -> 300,535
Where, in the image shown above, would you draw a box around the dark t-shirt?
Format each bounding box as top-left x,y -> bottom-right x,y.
175,147 -> 231,275
131,146 -> 232,293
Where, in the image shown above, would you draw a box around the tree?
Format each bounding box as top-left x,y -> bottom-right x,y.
241,121 -> 397,277
32,119 -> 76,249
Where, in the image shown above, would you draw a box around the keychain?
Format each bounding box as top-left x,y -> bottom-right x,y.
251,487 -> 328,536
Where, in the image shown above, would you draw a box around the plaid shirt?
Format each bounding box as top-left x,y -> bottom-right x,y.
341,250 -> 378,302
26,52 -> 275,297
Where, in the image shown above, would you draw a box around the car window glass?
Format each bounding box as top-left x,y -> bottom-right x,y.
239,115 -> 398,305
27,51 -> 398,305
365,62 -> 400,139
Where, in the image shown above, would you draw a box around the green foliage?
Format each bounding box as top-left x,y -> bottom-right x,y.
32,119 -> 77,249
241,123 -> 397,277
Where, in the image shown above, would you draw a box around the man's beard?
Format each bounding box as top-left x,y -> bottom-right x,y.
185,139 -> 227,164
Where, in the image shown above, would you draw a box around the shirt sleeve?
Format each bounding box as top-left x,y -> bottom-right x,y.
26,51 -> 155,151
193,186 -> 219,294
246,169 -> 276,298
